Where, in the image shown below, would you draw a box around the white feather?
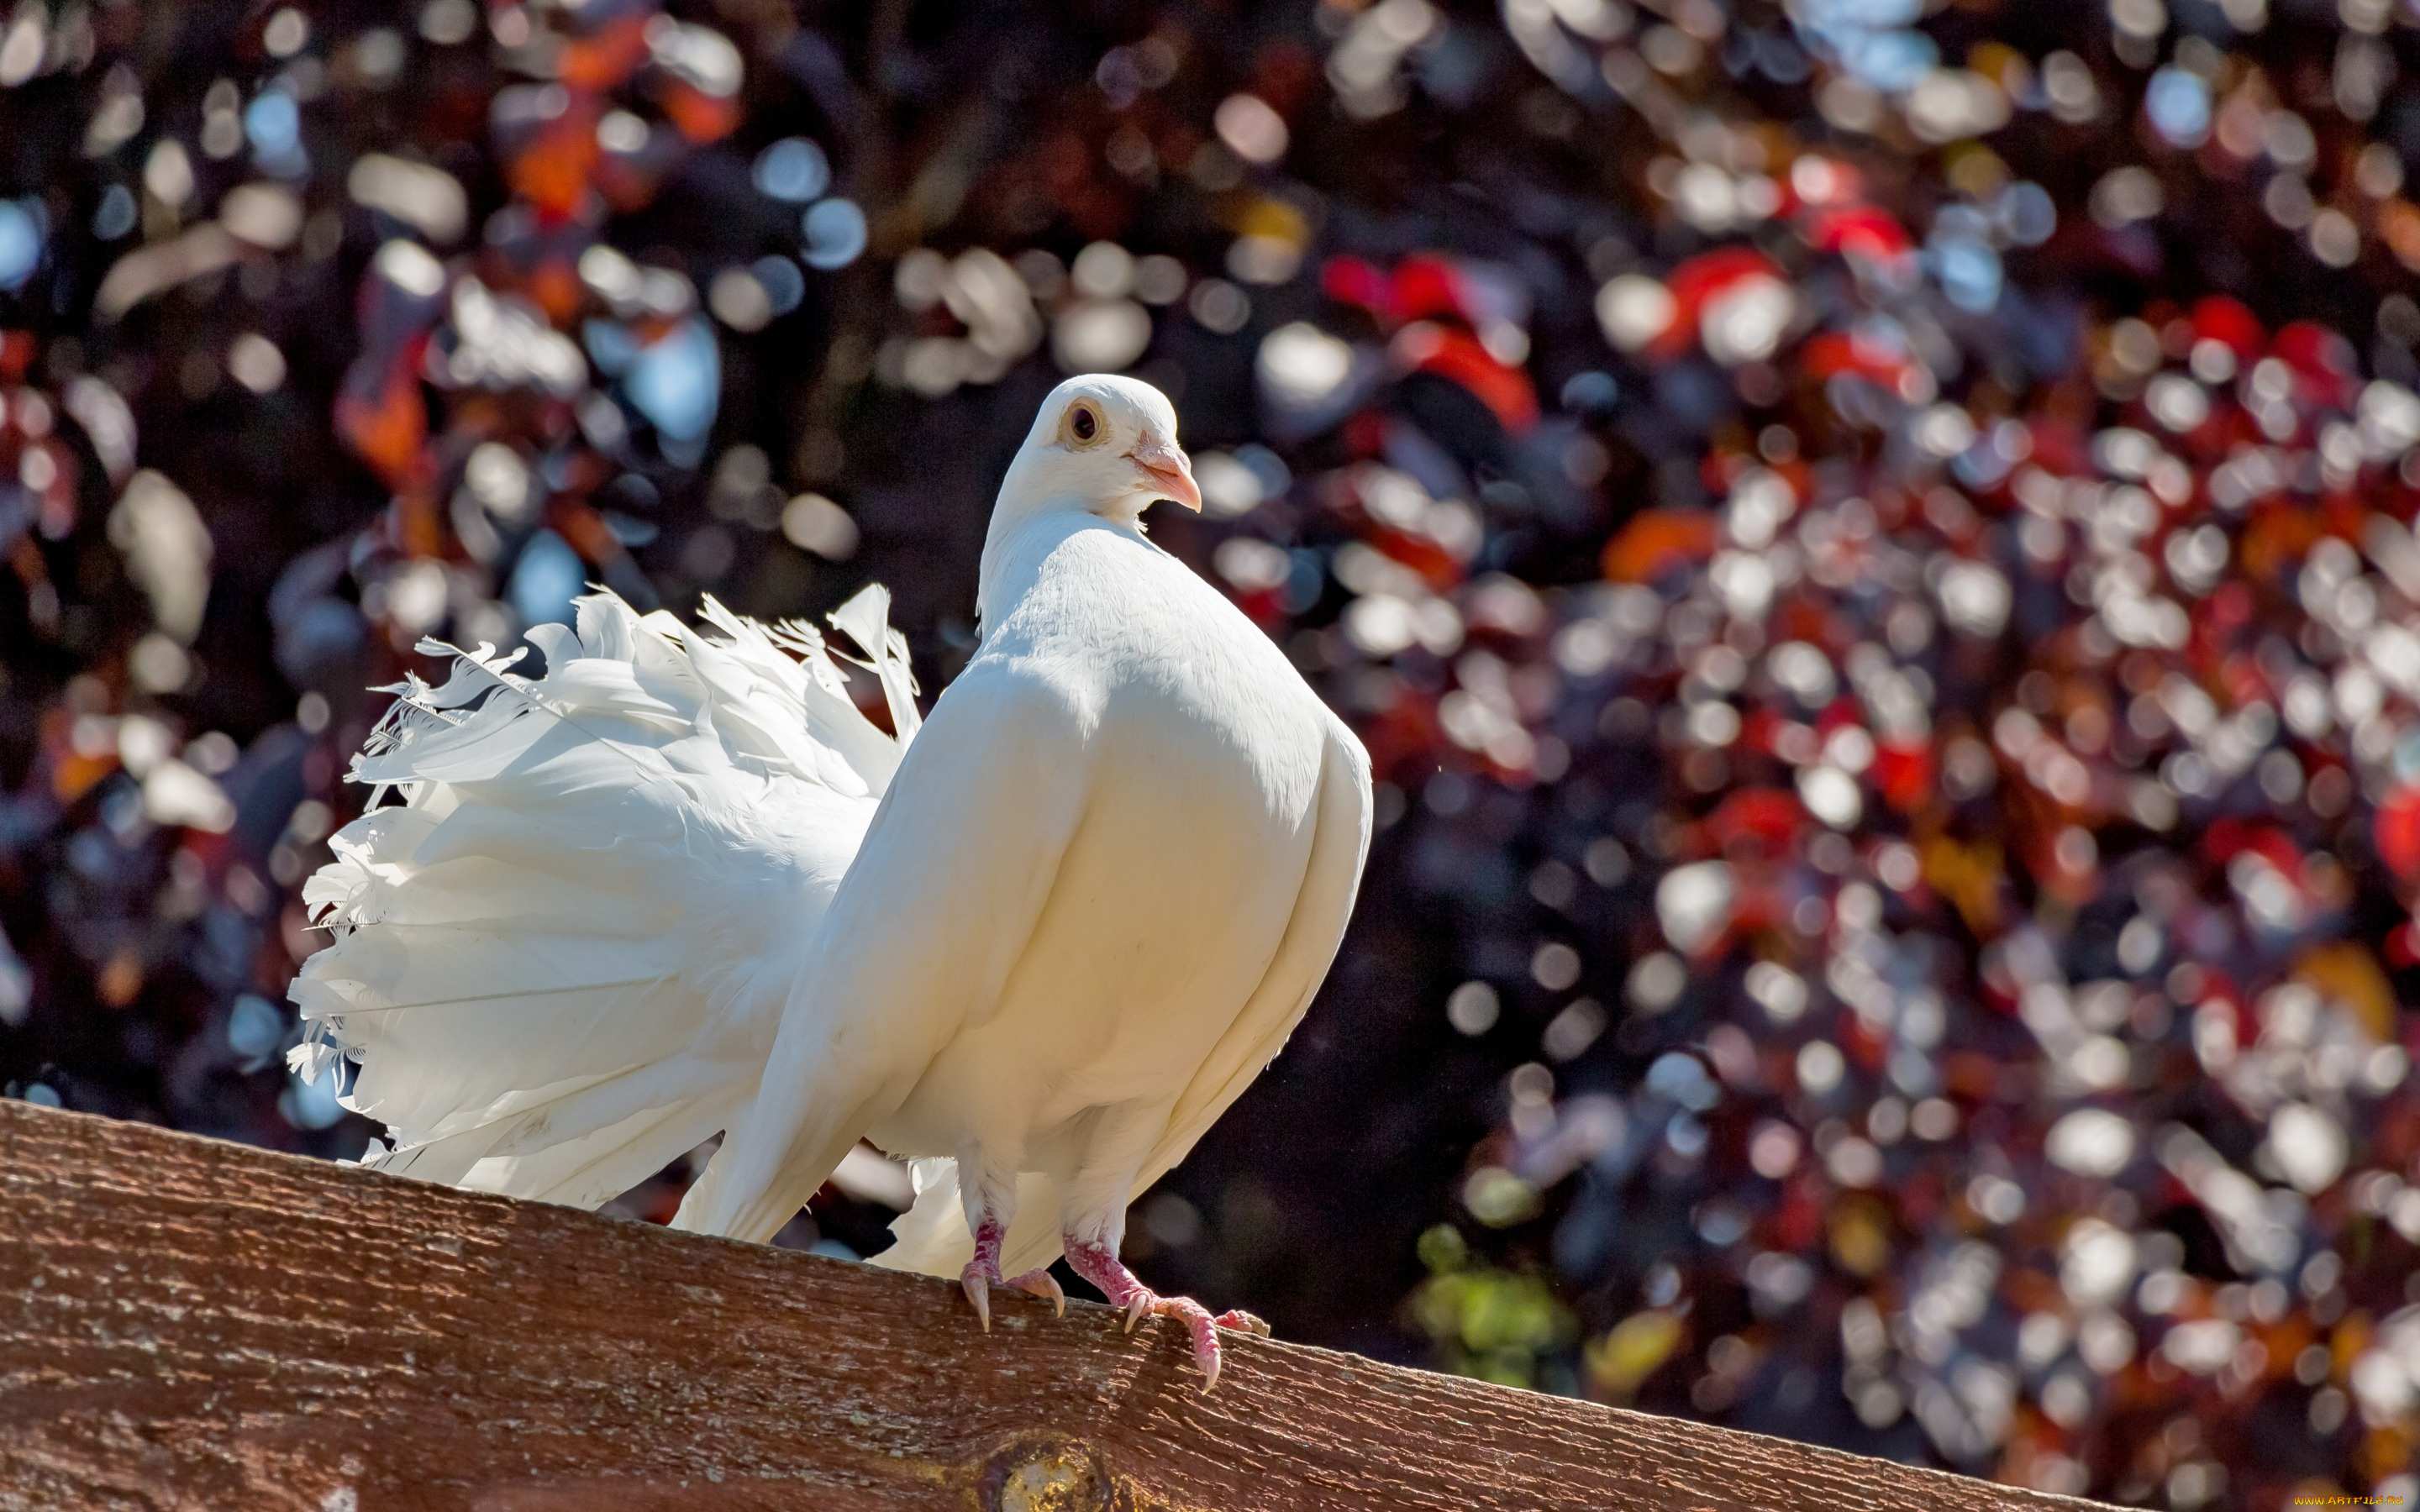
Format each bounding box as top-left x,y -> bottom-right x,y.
288,585 -> 913,1207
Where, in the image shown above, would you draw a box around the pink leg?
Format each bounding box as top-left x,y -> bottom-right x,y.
959,1214 -> 1065,1332
1062,1236 -> 1269,1392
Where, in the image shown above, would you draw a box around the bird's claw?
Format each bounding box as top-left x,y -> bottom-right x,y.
965,1261 -> 1065,1331
1060,1237 -> 1261,1391
1121,1294 -> 1270,1391
960,1266 -> 992,1333
971,1253 -> 1244,1389
1007,1266 -> 1066,1317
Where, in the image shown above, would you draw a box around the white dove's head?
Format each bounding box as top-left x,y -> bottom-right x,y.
998,374 -> 1200,523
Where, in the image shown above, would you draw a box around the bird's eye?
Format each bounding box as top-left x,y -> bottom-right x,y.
1065,402 -> 1102,446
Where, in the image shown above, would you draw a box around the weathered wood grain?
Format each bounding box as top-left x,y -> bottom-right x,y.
0,1099 -> 2098,1511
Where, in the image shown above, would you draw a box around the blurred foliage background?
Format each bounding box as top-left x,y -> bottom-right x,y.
5,0 -> 2420,1506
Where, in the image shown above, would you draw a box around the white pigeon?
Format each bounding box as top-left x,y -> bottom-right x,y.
291,374 -> 1372,1389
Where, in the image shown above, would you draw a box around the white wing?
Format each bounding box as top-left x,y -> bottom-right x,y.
287,585 -> 918,1210
671,662 -> 1096,1243
872,718 -> 1372,1278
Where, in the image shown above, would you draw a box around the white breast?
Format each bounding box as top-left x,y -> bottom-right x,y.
870,527 -> 1333,1159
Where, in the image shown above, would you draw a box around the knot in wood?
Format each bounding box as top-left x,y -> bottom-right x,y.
981,1436 -> 1107,1512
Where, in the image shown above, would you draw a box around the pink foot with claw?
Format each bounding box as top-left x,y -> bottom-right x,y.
959,1215 -> 1065,1333
1062,1236 -> 1269,1392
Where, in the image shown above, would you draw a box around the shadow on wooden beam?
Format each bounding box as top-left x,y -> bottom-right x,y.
0,1100 -> 2098,1511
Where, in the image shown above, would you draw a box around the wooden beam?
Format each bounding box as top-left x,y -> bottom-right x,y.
0,1100 -> 2096,1511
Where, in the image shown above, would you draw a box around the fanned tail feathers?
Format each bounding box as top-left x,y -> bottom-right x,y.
288,585 -> 917,1214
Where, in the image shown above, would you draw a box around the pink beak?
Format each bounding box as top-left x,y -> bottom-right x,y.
1128,431 -> 1201,512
